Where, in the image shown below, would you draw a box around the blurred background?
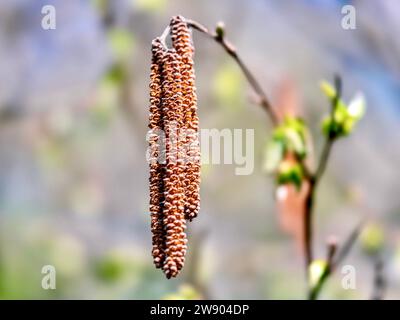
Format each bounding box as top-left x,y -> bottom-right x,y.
0,0 -> 399,299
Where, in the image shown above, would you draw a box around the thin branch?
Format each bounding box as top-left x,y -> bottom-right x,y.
303,127 -> 335,272
185,19 -> 279,125
304,132 -> 334,274
313,139 -> 334,186
303,75 -> 342,281
331,221 -> 363,269
307,239 -> 337,300
308,222 -> 363,300
304,183 -> 315,270
313,75 -> 341,186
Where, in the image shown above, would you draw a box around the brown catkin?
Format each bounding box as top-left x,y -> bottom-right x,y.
149,17 -> 201,278
160,49 -> 188,279
149,38 -> 166,269
170,16 -> 201,221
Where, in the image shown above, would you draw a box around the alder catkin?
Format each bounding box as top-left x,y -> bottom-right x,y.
170,15 -> 201,221
148,38 -> 166,269
161,49 -> 188,278
148,17 -> 201,278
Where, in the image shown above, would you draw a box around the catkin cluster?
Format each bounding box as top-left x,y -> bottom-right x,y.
148,16 -> 200,279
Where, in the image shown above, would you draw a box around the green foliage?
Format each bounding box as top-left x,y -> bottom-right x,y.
320,81 -> 366,138
308,259 -> 328,287
263,138 -> 284,172
264,117 -> 308,173
320,80 -> 336,100
276,159 -> 304,190
263,117 -> 308,189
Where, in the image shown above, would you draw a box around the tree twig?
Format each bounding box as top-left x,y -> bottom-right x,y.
304,75 -> 342,280
313,75 -> 341,185
307,238 -> 337,300
308,222 -> 363,300
185,19 -> 279,125
331,221 -> 363,269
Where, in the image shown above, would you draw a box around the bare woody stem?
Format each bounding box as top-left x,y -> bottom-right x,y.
308,222 -> 363,299
304,138 -> 335,270
186,19 -> 279,126
305,76 -> 363,299
304,76 -> 342,277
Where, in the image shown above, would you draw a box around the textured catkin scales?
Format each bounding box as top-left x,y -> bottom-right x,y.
148,39 -> 166,269
170,16 -> 201,221
160,50 -> 188,278
148,17 -> 200,279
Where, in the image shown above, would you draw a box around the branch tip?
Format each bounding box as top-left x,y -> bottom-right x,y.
215,21 -> 225,41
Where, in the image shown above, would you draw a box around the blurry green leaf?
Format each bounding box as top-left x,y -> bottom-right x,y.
320,80 -> 336,99
286,128 -> 305,158
333,103 -> 347,123
277,160 -> 303,189
135,0 -> 166,13
320,81 -> 366,138
322,114 -> 347,138
347,93 -> 366,119
308,259 -> 328,287
108,29 -> 135,61
270,117 -> 308,160
213,63 -> 243,109
342,118 -> 356,136
284,116 -> 305,131
321,116 -> 334,137
264,139 -> 284,172
321,105 -> 363,138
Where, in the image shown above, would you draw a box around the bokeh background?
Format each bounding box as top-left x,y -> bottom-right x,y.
0,0 -> 399,299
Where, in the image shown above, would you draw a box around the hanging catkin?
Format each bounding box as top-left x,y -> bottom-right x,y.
160,49 -> 188,278
148,38 -> 166,269
148,17 -> 200,279
170,15 -> 201,221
